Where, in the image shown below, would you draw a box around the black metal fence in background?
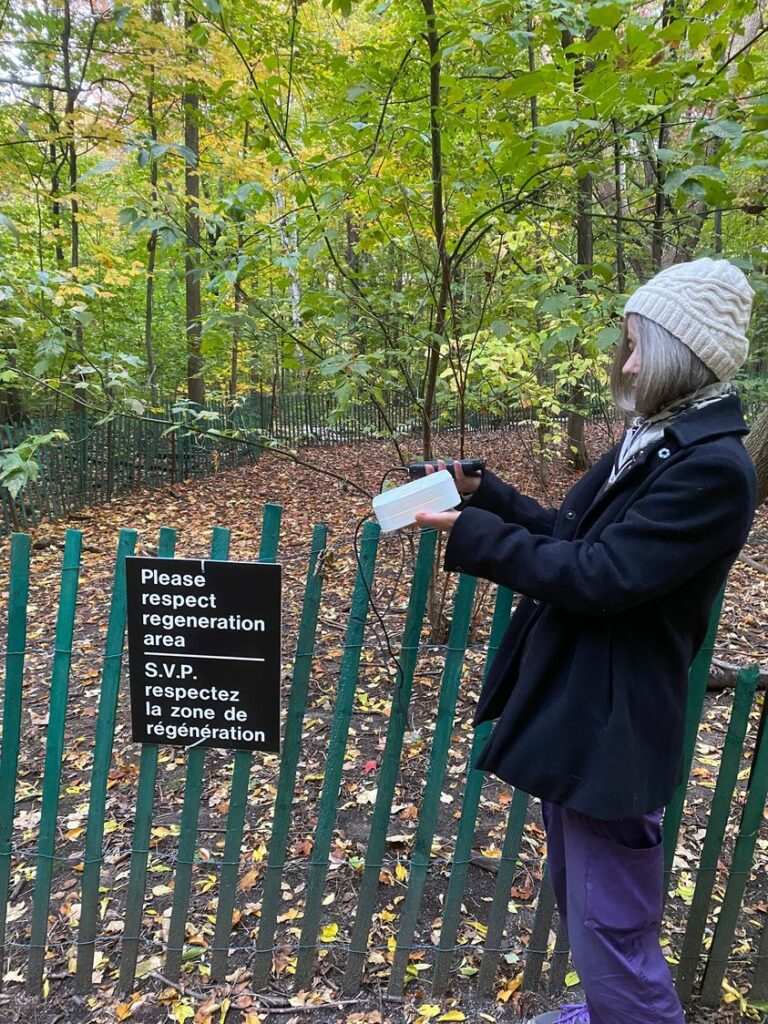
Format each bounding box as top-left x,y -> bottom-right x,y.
1,390 -> 762,535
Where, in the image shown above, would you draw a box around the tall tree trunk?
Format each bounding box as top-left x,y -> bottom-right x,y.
274,183 -> 303,334
144,0 -> 162,405
528,15 -> 550,485
612,118 -> 626,294
345,213 -> 364,354
421,0 -> 450,460
184,10 -> 205,406
62,0 -> 87,413
746,408 -> 768,507
563,26 -> 595,472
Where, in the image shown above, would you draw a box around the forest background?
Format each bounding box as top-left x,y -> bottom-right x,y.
0,0 -> 766,485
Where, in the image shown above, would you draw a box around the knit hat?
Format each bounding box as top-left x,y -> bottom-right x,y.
623,257 -> 754,381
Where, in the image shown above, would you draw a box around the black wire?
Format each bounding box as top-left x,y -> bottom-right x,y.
353,513 -> 410,726
379,466 -> 410,493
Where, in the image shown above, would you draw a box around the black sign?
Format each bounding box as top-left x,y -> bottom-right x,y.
125,557 -> 281,752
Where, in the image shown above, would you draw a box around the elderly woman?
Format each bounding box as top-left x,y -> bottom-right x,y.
416,258 -> 757,1024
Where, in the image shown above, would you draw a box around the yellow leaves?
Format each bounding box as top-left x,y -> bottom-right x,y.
395,862 -> 408,882
438,1011 -> 466,1021
565,969 -> 580,987
496,973 -> 523,1002
414,1003 -> 441,1024
115,995 -> 142,1021
722,975 -> 761,1019
319,922 -> 339,942
172,1001 -> 195,1023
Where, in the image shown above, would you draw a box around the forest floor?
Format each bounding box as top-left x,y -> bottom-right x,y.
0,422 -> 766,1024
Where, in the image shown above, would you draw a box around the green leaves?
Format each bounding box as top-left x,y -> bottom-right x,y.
0,431 -> 69,498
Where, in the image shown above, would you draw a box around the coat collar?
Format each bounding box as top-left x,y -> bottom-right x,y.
663,392 -> 749,448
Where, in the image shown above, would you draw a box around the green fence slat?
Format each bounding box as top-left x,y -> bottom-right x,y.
548,916 -> 570,994
26,530 -> 83,993
292,520 -> 380,990
675,667 -> 759,1002
250,523 -> 328,988
522,867 -> 557,995
476,786 -> 530,996
387,572 -> 477,995
74,529 -> 138,992
164,525 -> 233,980
118,527 -> 176,991
431,585 -> 515,997
209,506 -> 283,982
342,528 -> 437,996
663,589 -> 725,880
750,886 -> 768,1000
699,689 -> 768,1005
0,534 -> 31,980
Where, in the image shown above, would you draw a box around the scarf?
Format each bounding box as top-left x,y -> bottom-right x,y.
606,380 -> 734,489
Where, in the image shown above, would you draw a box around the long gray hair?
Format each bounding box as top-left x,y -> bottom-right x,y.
611,313 -> 717,417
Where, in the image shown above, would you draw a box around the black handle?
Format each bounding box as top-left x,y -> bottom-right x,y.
406,458 -> 485,479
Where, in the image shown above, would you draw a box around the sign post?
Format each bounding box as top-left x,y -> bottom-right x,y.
125,557 -> 281,751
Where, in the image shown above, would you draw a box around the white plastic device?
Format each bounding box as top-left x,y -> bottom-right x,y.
372,470 -> 461,532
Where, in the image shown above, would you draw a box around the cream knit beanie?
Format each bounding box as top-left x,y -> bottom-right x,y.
623,257 -> 754,381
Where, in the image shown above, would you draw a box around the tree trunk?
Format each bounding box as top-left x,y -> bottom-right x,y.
421,0 -> 451,460
564,27 -> 594,472
184,11 -> 205,407
745,407 -> 768,507
144,0 -> 162,406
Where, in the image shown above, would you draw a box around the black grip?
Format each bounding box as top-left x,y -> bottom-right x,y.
407,459 -> 485,479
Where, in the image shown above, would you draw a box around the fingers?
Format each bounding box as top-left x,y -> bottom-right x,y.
453,459 -> 466,487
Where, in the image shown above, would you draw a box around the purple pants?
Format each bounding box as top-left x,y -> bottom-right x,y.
542,801 -> 685,1024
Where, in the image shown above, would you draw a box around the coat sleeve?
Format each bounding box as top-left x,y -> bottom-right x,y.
463,469 -> 557,535
445,452 -> 755,616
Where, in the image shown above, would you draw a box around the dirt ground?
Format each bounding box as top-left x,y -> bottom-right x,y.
0,423 -> 766,1023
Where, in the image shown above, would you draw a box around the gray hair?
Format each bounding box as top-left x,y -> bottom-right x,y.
611,313 -> 717,416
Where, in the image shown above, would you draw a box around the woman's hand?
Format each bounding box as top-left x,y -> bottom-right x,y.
425,458 -> 482,495
414,510 -> 461,532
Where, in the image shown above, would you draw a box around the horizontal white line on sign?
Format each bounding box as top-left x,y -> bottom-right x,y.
142,652 -> 266,662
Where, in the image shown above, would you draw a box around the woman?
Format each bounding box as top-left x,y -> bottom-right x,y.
415,257 -> 757,1024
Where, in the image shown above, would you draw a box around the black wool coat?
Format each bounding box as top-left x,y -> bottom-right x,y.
444,395 -> 757,820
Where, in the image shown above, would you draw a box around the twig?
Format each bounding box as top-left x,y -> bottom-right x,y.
256,999 -> 362,1014
149,971 -> 198,998
738,552 -> 768,575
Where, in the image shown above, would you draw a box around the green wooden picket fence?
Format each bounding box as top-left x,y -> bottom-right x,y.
0,508 -> 767,1008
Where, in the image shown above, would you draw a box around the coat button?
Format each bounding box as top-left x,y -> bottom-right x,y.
565,509 -> 576,520
658,447 -> 671,459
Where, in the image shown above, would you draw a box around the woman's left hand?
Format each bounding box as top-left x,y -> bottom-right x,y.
414,510 -> 461,532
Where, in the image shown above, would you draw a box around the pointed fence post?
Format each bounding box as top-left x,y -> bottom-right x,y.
26,530 -> 83,994
74,530 -> 137,992
431,585 -> 514,997
663,589 -> 725,881
675,667 -> 759,1002
342,528 -> 437,996
699,690 -> 768,1005
248,522 -> 328,988
207,505 -> 284,982
386,572 -> 477,995
292,520 -> 380,990
118,527 -> 177,991
0,535 -> 31,983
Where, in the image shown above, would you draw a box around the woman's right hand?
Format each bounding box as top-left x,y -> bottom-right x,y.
426,459 -> 482,495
